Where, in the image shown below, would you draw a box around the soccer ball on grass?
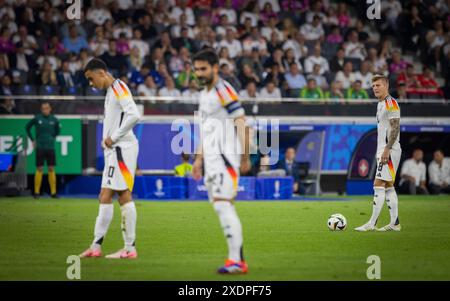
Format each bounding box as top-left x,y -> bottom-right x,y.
327,213 -> 347,231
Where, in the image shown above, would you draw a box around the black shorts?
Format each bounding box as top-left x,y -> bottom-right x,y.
36,149 -> 56,167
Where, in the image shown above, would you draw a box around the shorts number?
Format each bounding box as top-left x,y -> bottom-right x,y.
108,166 -> 115,178
377,163 -> 383,171
219,173 -> 224,185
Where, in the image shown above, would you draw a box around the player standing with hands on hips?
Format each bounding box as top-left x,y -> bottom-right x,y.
192,49 -> 252,274
80,58 -> 141,258
355,74 -> 402,232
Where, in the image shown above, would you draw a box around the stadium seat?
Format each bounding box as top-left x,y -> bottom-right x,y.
62,86 -> 84,96
322,42 -> 339,60
39,85 -> 61,95
347,58 -> 362,71
130,87 -> 138,97
13,85 -> 37,95
326,71 -> 336,84
297,162 -> 310,178
85,86 -> 106,96
423,94 -> 442,100
296,161 -> 320,195
407,93 -> 422,100
289,89 -> 301,98
305,40 -> 319,55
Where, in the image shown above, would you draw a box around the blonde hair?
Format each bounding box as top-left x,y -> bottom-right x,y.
371,74 -> 389,84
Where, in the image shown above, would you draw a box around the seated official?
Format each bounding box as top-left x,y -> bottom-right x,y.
276,147 -> 302,194
255,154 -> 286,177
399,149 -> 429,195
428,149 -> 450,195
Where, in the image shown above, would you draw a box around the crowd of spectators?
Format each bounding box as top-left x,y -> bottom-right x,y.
0,0 -> 450,102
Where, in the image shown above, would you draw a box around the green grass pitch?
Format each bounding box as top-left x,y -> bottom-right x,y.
1,195 -> 450,281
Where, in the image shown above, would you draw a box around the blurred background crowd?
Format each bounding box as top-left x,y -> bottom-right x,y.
0,0 -> 450,105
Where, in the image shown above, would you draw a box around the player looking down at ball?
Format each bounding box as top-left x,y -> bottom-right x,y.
80,58 -> 141,258
355,74 -> 402,232
192,48 -> 252,274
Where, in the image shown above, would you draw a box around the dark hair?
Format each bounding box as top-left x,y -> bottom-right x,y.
435,148 -> 444,155
181,152 -> 190,161
84,58 -> 107,72
40,101 -> 51,107
246,80 -> 257,87
0,26 -> 8,35
192,48 -> 219,66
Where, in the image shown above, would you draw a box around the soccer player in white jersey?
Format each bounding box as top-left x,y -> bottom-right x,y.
80,58 -> 141,258
192,49 -> 252,274
355,74 -> 402,232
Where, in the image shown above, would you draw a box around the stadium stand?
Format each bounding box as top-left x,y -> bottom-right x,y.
0,0 -> 449,103
1,0 -> 450,196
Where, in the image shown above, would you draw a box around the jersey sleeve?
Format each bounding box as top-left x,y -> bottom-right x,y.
215,81 -> 245,118
54,117 -> 61,137
385,98 -> 400,120
25,117 -> 36,141
110,80 -> 141,143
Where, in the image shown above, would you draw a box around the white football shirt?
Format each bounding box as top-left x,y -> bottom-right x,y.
376,95 -> 401,154
103,79 -> 140,151
198,78 -> 245,170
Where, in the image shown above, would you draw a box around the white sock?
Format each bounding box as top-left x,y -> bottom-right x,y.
213,201 -> 244,262
120,202 -> 137,252
369,187 -> 386,226
91,203 -> 114,250
385,187 -> 399,225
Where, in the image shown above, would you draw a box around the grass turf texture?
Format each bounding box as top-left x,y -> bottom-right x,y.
0,196 -> 449,281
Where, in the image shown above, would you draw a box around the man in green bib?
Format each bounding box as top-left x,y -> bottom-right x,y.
26,101 -> 61,198
300,78 -> 324,99
346,80 -> 369,99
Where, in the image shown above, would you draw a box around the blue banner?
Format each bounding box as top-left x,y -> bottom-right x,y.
96,122 -> 200,171
400,125 -> 450,133
62,176 -> 297,200
321,124 -> 375,171
256,177 -> 293,200
134,176 -> 187,199
98,122 -> 450,173
296,131 -> 322,171
96,123 -> 376,172
0,153 -> 14,171
187,177 -> 256,200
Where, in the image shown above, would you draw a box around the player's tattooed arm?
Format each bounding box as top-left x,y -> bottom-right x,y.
387,118 -> 400,149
